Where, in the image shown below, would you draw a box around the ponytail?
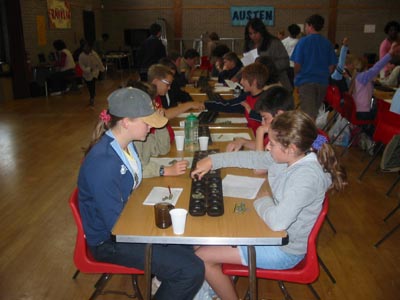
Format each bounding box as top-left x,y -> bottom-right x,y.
316,143 -> 348,191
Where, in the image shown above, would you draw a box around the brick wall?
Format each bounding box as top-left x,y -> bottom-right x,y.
21,0 -> 103,65
20,0 -> 400,65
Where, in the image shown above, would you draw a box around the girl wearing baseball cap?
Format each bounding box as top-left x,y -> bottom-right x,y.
77,87 -> 205,300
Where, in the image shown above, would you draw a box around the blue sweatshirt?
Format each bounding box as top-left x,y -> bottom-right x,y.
77,130 -> 142,246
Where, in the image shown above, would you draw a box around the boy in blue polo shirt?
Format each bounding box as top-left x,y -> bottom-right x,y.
291,14 -> 337,119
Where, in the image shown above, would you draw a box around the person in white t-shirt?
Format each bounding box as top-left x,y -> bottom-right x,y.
282,24 -> 301,87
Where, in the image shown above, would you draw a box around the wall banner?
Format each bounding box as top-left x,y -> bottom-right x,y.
230,6 -> 274,26
36,16 -> 47,45
47,0 -> 71,29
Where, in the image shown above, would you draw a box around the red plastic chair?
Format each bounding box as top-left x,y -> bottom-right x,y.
222,196 -> 329,300
323,85 -> 343,131
69,188 -> 144,300
325,85 -> 343,114
333,93 -> 375,156
200,56 -> 212,71
358,109 -> 400,187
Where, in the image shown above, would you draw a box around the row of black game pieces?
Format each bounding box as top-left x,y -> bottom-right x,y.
198,76 -> 226,103
197,110 -> 219,124
198,125 -> 213,145
189,150 -> 224,217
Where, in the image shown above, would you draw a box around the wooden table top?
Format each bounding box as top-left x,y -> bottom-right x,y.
112,127 -> 288,246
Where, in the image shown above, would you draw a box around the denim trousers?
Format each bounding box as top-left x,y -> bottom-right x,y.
90,241 -> 204,300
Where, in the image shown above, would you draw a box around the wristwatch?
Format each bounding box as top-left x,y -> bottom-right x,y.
159,165 -> 165,177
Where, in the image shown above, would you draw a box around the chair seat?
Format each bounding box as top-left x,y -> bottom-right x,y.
222,197 -> 329,300
222,258 -> 318,284
75,248 -> 144,275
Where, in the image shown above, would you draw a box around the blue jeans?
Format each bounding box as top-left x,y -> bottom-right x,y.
90,241 -> 204,300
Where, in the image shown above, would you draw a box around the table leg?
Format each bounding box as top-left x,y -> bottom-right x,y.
247,245 -> 257,299
145,243 -> 153,300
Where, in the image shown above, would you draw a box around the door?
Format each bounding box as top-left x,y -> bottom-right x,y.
83,10 -> 96,44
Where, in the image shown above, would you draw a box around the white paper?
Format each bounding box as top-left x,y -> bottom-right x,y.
213,86 -> 232,93
211,132 -> 251,142
222,174 -> 265,199
224,80 -> 243,90
215,117 -> 247,124
177,112 -> 202,118
241,49 -> 259,66
143,187 -> 183,206
150,157 -> 194,168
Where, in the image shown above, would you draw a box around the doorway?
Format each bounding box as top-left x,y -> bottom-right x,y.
83,10 -> 96,44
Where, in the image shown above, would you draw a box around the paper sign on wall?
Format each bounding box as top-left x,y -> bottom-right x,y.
47,0 -> 71,29
364,24 -> 375,33
36,16 -> 47,45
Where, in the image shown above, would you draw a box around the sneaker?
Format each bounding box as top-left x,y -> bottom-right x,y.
151,277 -> 162,297
358,133 -> 368,150
50,91 -> 62,96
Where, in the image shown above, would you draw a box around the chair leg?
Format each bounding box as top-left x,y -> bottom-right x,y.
322,111 -> 338,132
326,216 -> 337,234
130,274 -> 144,300
318,255 -> 336,284
277,281 -> 293,300
383,203 -> 400,222
89,273 -> 112,300
72,269 -> 80,279
358,144 -> 384,180
386,175 -> 400,197
374,223 -> 400,248
308,284 -> 321,300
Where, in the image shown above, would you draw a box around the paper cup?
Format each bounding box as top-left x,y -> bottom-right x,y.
175,131 -> 185,151
169,208 -> 188,235
199,136 -> 209,151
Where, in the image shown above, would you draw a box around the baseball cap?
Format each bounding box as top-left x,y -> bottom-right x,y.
107,87 -> 167,128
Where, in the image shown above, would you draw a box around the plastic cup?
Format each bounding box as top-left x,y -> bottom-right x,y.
175,132 -> 185,151
169,208 -> 188,235
199,136 -> 209,151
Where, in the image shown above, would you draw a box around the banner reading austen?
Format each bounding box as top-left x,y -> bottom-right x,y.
47,0 -> 71,29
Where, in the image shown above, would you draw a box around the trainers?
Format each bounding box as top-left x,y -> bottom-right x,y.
151,277 -> 162,297
358,133 -> 368,150
50,91 -> 62,96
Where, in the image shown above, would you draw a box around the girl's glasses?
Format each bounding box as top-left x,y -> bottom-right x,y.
161,79 -> 171,86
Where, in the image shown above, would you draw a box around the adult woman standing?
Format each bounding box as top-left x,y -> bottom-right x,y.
379,21 -> 400,78
244,18 -> 292,91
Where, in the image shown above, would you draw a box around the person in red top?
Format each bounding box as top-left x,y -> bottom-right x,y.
147,64 -> 205,143
239,63 -> 269,135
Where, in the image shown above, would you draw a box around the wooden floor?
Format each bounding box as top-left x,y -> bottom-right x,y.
0,75 -> 399,300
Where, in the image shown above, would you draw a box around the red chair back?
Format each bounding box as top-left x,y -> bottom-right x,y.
222,195 -> 329,284
373,109 -> 400,145
200,56 -> 212,71
74,64 -> 83,77
325,85 -> 342,114
69,188 -> 144,275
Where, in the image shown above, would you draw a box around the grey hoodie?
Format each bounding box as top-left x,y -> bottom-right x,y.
210,150 -> 332,255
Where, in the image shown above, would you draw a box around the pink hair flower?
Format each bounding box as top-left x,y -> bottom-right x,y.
99,109 -> 111,123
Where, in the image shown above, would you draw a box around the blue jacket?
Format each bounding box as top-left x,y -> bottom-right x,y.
77,130 -> 142,246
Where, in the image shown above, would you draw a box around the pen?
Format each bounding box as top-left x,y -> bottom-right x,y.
168,185 -> 172,198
